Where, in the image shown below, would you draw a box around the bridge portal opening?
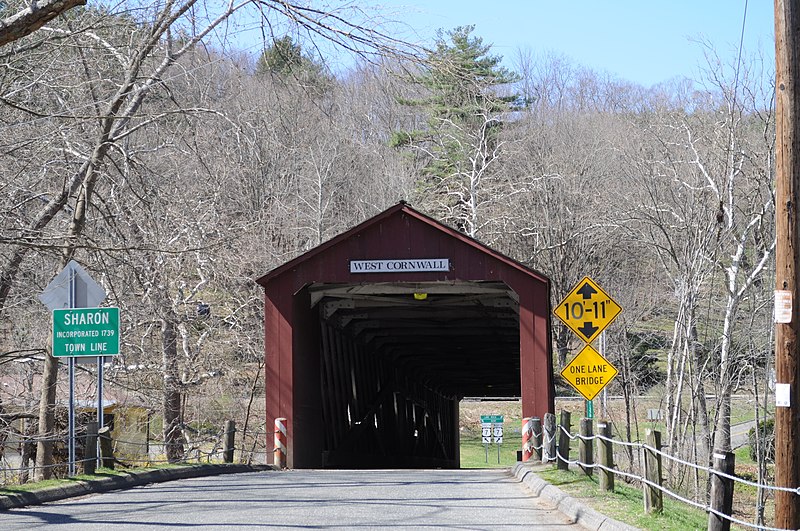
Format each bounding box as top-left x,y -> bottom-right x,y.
308,281 -> 520,468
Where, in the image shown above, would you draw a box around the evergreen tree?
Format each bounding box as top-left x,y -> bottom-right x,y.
255,36 -> 329,90
391,26 -> 521,237
256,36 -> 306,76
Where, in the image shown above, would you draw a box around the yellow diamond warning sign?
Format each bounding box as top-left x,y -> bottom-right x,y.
554,277 -> 622,344
560,344 -> 618,401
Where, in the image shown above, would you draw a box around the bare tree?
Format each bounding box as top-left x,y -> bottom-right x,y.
624,49 -> 775,473
498,54 -> 636,368
1,0 -> 419,478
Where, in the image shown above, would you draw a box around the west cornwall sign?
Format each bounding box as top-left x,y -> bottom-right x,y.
350,258 -> 450,273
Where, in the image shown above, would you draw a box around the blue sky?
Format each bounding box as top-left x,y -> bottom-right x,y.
385,1 -> 774,88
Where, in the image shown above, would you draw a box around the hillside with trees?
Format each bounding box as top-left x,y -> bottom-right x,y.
0,0 -> 775,512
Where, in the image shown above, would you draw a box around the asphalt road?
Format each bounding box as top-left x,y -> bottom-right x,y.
2,469 -> 584,530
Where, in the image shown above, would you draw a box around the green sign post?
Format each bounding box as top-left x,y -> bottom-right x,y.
52,308 -> 120,357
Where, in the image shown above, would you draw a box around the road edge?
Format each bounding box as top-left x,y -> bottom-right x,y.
511,463 -> 640,531
0,463 -> 275,511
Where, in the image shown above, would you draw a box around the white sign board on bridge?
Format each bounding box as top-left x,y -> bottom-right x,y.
350,258 -> 450,273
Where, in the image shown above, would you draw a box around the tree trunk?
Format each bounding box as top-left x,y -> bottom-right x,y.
556,326 -> 570,369
620,351 -> 636,467
162,316 -> 185,463
690,321 -> 712,464
19,418 -> 36,483
713,278 -> 740,453
33,354 -> 58,480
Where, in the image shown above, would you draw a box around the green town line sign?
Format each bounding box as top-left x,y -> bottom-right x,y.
52,307 -> 120,357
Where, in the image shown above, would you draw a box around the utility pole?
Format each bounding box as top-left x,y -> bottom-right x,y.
775,1 -> 800,527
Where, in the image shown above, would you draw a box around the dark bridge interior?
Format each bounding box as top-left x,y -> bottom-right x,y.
301,281 -> 520,469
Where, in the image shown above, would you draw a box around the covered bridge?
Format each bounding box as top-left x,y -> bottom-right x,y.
256,202 -> 554,468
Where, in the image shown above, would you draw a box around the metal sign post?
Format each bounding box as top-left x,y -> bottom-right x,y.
98,357 -> 104,432
67,268 -> 76,477
481,422 -> 491,463
600,331 -> 608,418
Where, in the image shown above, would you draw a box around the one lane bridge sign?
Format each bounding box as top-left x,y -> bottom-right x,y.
560,344 -> 618,401
53,307 -> 120,357
553,277 -> 622,344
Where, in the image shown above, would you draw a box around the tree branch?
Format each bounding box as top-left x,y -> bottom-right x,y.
0,0 -> 86,47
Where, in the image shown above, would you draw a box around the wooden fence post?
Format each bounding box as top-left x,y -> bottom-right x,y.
708,450 -> 736,531
643,429 -> 663,514
579,418 -> 593,477
98,426 -> 114,470
84,421 -> 97,475
543,412 -> 557,464
557,410 -> 571,470
597,420 -> 614,492
223,420 -> 236,463
531,417 -> 543,462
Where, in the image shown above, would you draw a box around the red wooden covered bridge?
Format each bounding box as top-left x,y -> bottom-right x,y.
256,202 -> 554,468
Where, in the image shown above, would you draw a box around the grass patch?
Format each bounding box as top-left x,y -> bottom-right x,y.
0,463 -> 202,495
460,434 -> 522,468
535,466 -> 709,531
0,468 -> 124,494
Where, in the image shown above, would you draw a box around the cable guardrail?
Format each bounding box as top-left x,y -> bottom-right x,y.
0,419 -> 270,487
521,414 -> 784,531
588,427 -> 800,497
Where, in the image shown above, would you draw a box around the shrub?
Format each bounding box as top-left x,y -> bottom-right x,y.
748,418 -> 775,463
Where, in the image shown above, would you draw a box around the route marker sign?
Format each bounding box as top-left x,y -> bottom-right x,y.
53,307 -> 120,357
553,277 -> 622,344
481,423 -> 492,444
480,415 -> 504,443
493,425 -> 504,444
480,414 -> 504,464
560,344 -> 618,400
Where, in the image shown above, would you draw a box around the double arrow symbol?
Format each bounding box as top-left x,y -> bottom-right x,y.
576,282 -> 599,339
